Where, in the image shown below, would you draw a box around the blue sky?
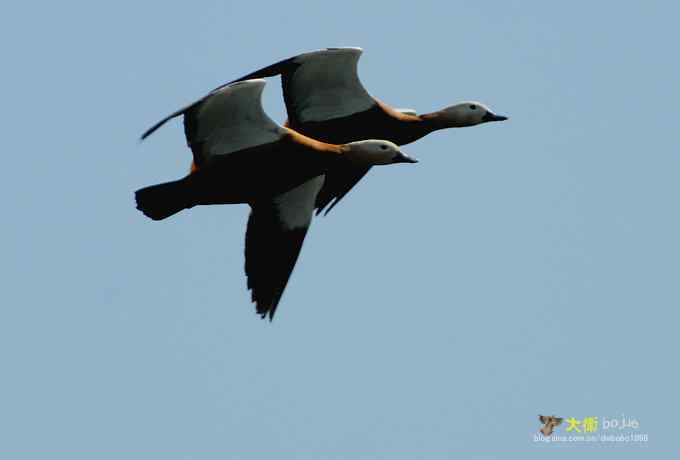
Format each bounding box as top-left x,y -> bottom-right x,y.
2,1 -> 678,458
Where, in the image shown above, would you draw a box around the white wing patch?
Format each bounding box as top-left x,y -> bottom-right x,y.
289,48 -> 375,123
192,79 -> 285,162
272,176 -> 325,230
395,108 -> 417,116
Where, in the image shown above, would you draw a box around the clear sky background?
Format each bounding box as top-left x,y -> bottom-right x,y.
2,1 -> 678,459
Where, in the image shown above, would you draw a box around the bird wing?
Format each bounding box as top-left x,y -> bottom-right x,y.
181,80 -> 286,166
244,176 -> 324,320
141,79 -> 285,165
314,165 -> 371,216
145,47 -> 375,138
230,47 -> 376,124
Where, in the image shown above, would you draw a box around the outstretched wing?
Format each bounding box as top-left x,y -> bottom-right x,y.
245,177 -> 324,320
145,47 -> 375,139
141,80 -> 285,166
230,47 -> 376,125
181,80 -> 285,166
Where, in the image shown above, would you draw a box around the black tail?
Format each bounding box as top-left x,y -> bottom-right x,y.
135,179 -> 192,220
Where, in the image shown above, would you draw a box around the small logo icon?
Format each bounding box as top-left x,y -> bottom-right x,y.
539,415 -> 563,436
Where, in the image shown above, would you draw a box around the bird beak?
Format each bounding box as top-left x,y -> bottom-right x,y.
482,111 -> 508,122
393,151 -> 418,164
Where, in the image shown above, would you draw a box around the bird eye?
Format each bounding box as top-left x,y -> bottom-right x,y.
469,104 -> 477,110
380,145 -> 387,150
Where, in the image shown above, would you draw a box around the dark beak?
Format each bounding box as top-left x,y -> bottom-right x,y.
482,111 -> 508,122
393,151 -> 418,164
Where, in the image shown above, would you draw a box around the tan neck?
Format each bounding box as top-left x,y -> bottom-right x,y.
284,128 -> 345,158
420,110 -> 457,130
374,100 -> 440,144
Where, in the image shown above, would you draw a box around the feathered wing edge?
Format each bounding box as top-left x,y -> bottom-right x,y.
140,55 -> 298,141
244,176 -> 323,319
244,202 -> 310,320
140,48 -> 365,140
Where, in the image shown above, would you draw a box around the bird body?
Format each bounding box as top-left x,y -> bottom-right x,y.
287,100 -> 435,148
136,132 -> 344,220
137,129 -> 414,220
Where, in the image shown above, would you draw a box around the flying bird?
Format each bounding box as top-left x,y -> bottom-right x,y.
142,47 -> 507,215
137,79 -> 416,319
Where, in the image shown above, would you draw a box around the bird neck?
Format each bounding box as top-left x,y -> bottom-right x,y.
419,110 -> 462,130
284,129 -> 345,163
374,100 -> 438,145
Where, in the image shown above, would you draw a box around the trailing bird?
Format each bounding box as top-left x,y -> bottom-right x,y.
137,79 -> 416,319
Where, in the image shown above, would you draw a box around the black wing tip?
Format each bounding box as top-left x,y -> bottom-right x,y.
314,197 -> 341,216
314,196 -> 335,216
139,113 -> 177,141
139,121 -> 164,141
140,128 -> 154,141
314,167 -> 370,217
228,55 -> 297,84
140,104 -> 197,142
250,284 -> 281,321
323,199 -> 341,216
254,298 -> 279,321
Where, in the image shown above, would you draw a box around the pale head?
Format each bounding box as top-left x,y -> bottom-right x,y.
435,101 -> 508,128
343,140 -> 418,166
